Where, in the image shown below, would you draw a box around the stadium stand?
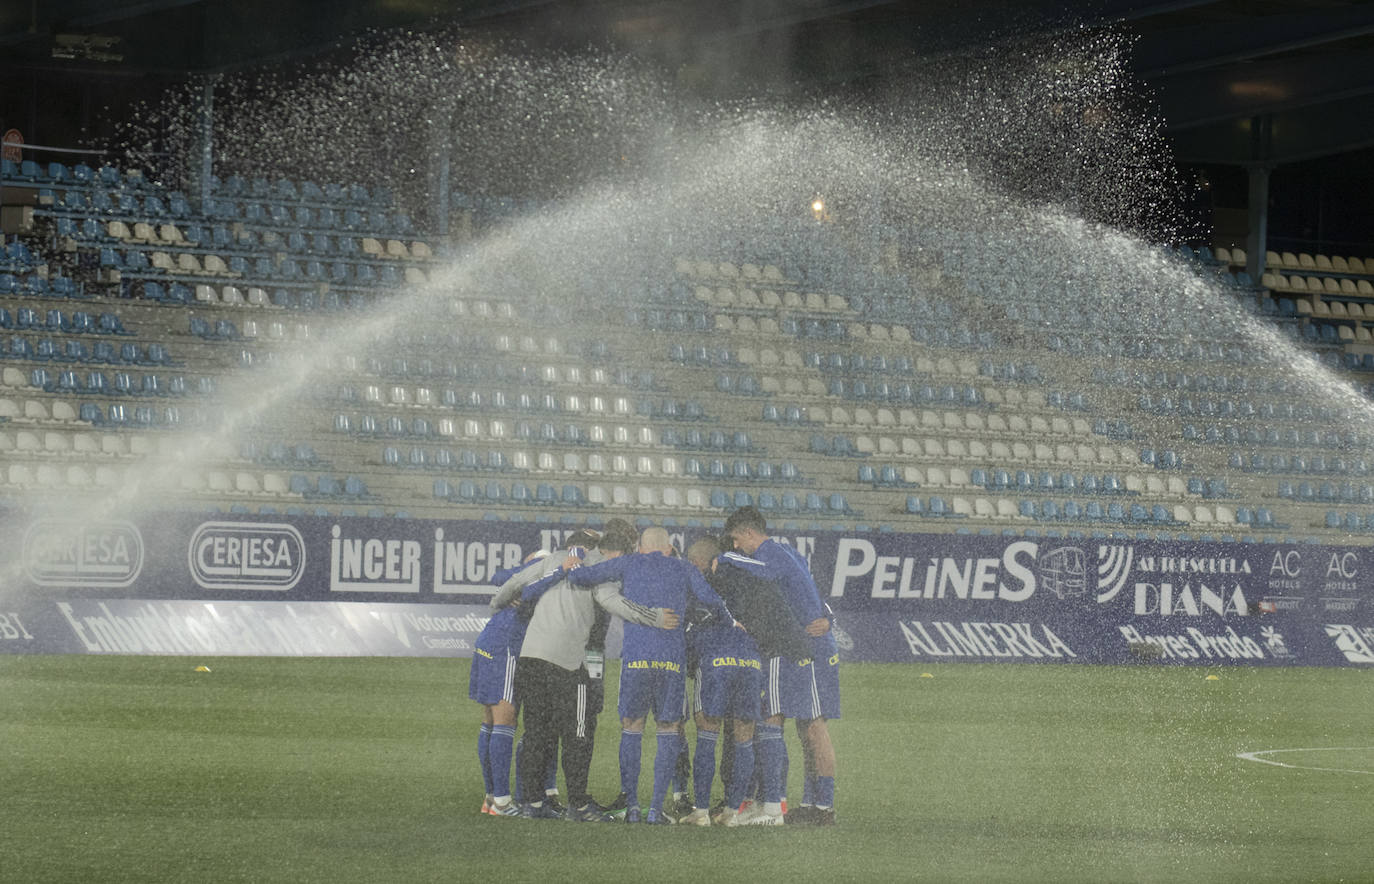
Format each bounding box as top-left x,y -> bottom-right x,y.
3,157 -> 1374,542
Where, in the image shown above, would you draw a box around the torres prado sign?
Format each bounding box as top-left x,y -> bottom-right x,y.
0,511 -> 1369,666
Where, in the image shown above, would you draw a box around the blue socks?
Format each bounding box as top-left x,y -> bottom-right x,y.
489,724 -> 515,800
727,739 -> 754,810
755,723 -> 785,804
692,729 -> 719,809
802,757 -> 816,806
780,740 -> 790,804
816,775 -> 835,810
478,723 -> 493,796
619,730 -> 643,807
652,732 -> 682,816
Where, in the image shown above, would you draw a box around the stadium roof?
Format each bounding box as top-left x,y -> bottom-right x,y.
3,0 -> 1374,167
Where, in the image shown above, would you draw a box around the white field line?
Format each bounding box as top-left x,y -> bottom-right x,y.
1236,747 -> 1374,776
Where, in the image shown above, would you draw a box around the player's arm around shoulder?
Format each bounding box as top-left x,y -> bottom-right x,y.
490,556 -> 550,610
591,582 -> 680,630
685,560 -> 733,624
565,554 -> 625,586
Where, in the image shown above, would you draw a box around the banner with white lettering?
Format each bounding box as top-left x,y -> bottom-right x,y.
4,598 -> 490,656
0,512 -> 1369,665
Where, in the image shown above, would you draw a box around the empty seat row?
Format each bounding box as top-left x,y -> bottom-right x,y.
240,440 -> 320,467
1139,393 -> 1346,423
3,159 -> 130,188
0,307 -> 130,335
0,459 -> 291,496
336,386 -> 701,422
1279,481 -> 1374,503
692,285 -> 847,313
439,481 -> 855,517
1263,274 -> 1374,298
1323,511 -> 1374,532
329,356 -> 635,387
335,410 -> 749,452
1092,366 -> 1293,395
203,198 -> 400,233
216,174 -> 390,207
403,446 -> 792,480
1257,249 -> 1374,275
1230,451 -> 1374,476
672,257 -> 789,283
1187,424 -> 1366,449
288,474 -> 370,498
904,495 -> 1246,527
810,432 -> 1137,466
768,402 -> 1074,434
0,273 -> 81,298
78,402 -> 196,429
2,336 -> 170,365
192,284 -> 273,308
28,367 -> 209,398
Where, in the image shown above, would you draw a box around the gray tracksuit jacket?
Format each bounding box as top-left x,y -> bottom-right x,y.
490,548 -> 668,671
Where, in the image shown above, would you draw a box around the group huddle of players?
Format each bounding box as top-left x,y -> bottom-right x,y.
469,506 -> 840,826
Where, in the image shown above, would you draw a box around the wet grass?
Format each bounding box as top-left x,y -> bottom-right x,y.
1,656 -> 1370,883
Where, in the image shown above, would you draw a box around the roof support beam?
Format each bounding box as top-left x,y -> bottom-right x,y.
1156,49 -> 1374,130
1136,7 -> 1374,78
1172,93 -> 1374,166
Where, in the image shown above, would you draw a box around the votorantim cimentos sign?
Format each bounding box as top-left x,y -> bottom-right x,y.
1,511 -> 1370,666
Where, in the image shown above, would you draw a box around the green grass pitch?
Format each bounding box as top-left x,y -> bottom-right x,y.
2,656 -> 1371,883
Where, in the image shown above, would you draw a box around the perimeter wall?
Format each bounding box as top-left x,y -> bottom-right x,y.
2,511 -> 1371,666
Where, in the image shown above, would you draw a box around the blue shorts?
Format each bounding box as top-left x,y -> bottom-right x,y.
764,652 -> 841,722
468,646 -> 518,706
618,658 -> 687,723
694,653 -> 763,721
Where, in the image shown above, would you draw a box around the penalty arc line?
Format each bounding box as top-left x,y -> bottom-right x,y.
1235,747 -> 1374,776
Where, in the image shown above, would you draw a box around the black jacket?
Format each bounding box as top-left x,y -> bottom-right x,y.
703,559 -> 813,663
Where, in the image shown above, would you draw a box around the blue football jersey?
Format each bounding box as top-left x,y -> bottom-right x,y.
568,551 -> 730,663
476,604 -> 527,654
730,539 -> 836,657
